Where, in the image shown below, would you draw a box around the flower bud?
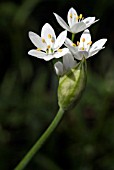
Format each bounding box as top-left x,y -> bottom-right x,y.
58,57 -> 87,111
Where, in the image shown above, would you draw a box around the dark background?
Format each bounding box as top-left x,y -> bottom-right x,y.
0,0 -> 114,169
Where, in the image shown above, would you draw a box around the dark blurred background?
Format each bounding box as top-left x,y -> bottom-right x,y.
0,0 -> 114,169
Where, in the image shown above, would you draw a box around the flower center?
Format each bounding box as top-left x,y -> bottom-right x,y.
46,45 -> 54,54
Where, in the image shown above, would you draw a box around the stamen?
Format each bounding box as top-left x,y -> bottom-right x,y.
79,14 -> 83,19
37,48 -> 41,51
47,45 -> 50,49
51,37 -> 55,43
77,41 -> 80,46
72,43 -> 76,47
70,13 -> 72,18
42,38 -> 45,43
48,34 -> 52,39
81,47 -> 85,50
87,41 -> 92,45
82,38 -> 85,42
58,49 -> 62,52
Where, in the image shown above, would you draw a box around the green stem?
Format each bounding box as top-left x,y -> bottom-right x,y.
71,33 -> 75,42
14,107 -> 64,170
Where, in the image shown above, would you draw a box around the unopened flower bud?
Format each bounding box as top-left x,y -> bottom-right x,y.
58,57 -> 87,111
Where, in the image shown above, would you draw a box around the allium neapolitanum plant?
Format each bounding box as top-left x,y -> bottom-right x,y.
14,7 -> 107,170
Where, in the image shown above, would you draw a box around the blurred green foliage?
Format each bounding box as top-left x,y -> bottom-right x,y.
0,0 -> 114,170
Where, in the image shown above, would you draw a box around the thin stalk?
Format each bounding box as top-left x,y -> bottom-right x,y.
14,107 -> 64,170
71,33 -> 75,42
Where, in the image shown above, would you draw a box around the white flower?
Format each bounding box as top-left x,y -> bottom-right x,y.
28,23 -> 69,61
54,51 -> 77,76
65,29 -> 107,60
54,7 -> 98,34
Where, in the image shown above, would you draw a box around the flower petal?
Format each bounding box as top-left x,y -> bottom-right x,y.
54,13 -> 70,32
71,22 -> 86,33
53,48 -> 69,58
67,7 -> 78,28
29,31 -> 47,50
54,30 -> 67,50
63,51 -> 77,71
54,61 -> 64,76
74,51 -> 89,60
41,23 -> 56,46
89,39 -> 107,53
83,17 -> 99,28
28,49 -> 46,59
79,29 -> 91,50
88,47 -> 105,58
65,39 -> 78,54
28,50 -> 54,61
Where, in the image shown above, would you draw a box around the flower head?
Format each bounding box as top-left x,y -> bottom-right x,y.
54,51 -> 77,76
54,7 -> 98,34
28,23 -> 68,61
65,29 -> 107,60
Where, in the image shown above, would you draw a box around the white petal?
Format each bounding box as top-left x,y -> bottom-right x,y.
71,22 -> 86,33
54,13 -> 70,32
88,47 -> 105,58
53,48 -> 69,58
29,32 -> 47,50
65,43 -> 78,55
65,38 -> 73,46
67,7 -> 78,28
54,30 -> 67,50
41,23 -> 56,46
79,29 -> 91,50
54,61 -> 64,76
63,51 -> 77,71
89,39 -> 107,53
28,49 -> 46,59
83,17 -> 95,26
28,50 -> 54,61
83,17 -> 99,29
74,51 -> 89,60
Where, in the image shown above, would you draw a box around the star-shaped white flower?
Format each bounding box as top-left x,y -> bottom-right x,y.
54,7 -> 98,34
65,29 -> 107,60
28,23 -> 69,61
54,51 -> 77,76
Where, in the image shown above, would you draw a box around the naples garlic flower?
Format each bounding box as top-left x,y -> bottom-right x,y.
54,7 -> 98,34
65,29 -> 107,60
28,23 -> 68,61
54,51 -> 77,76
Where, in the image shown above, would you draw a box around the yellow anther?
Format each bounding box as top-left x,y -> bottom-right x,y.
70,13 -> 72,18
51,38 -> 55,43
87,41 -> 92,45
72,43 -> 76,47
37,48 -> 41,51
47,45 -> 50,49
82,38 -> 85,42
77,41 -> 80,46
79,14 -> 83,19
42,38 -> 45,43
58,49 -> 62,52
48,34 -> 52,39
81,47 -> 85,50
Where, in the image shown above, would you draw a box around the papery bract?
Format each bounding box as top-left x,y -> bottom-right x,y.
58,58 -> 87,110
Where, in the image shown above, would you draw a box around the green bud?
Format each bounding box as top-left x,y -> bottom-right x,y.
58,57 -> 87,111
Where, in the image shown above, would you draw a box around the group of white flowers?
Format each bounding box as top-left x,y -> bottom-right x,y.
28,7 -> 107,76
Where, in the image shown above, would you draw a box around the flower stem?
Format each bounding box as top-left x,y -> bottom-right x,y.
14,107 -> 65,170
71,33 -> 75,42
